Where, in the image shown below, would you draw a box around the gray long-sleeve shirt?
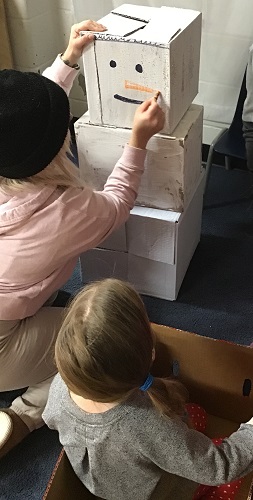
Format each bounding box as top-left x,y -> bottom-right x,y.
43,374 -> 253,500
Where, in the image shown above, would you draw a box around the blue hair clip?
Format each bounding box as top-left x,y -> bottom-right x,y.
140,373 -> 154,391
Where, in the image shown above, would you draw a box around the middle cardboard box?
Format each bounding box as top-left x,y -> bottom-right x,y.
75,104 -> 203,212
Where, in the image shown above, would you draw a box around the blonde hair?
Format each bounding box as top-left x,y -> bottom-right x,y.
0,131 -> 85,193
55,278 -> 187,419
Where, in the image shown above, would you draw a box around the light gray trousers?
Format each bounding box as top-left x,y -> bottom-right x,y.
243,121 -> 253,172
0,300 -> 64,431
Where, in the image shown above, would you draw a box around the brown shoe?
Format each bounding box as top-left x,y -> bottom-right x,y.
0,408 -> 30,459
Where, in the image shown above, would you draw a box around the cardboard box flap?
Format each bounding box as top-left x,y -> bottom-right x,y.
83,5 -> 200,47
43,450 -> 99,500
131,206 -> 181,223
90,11 -> 147,38
169,104 -> 204,141
44,447 -> 253,500
152,324 -> 253,424
128,207 -> 180,265
126,8 -> 181,45
132,6 -> 199,45
113,4 -> 153,22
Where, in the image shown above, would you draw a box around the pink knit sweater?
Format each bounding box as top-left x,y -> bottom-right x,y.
0,56 -> 146,320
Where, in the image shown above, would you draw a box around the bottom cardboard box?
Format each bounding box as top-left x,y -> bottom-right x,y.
44,325 -> 253,500
80,174 -> 205,301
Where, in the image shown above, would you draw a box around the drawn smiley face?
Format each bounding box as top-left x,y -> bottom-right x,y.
92,41 -> 163,128
109,59 -> 156,104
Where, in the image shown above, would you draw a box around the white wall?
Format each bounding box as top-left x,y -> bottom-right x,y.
5,0 -> 253,144
4,0 -> 87,117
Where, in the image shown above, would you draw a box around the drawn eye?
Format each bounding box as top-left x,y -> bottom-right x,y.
110,60 -> 117,68
135,64 -> 143,73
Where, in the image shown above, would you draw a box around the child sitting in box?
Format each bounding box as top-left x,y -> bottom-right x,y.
43,278 -> 253,500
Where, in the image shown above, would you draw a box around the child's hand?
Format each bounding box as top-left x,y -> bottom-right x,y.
62,20 -> 107,67
129,96 -> 165,150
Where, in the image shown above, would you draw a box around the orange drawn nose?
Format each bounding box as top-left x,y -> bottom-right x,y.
125,80 -> 156,93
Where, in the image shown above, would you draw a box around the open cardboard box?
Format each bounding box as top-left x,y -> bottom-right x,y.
44,325 -> 253,500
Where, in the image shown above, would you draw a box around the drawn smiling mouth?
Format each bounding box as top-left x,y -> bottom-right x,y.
114,94 -> 143,105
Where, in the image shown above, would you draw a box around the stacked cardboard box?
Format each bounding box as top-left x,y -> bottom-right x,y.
75,3 -> 204,300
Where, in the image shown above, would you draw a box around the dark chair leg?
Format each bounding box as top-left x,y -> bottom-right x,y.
225,156 -> 232,170
204,129 -> 227,196
204,143 -> 214,195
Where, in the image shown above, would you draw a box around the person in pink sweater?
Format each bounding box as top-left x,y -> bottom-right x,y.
0,19 -> 164,458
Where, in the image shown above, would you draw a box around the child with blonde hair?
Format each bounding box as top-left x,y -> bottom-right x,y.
0,20 -> 164,457
44,278 -> 253,500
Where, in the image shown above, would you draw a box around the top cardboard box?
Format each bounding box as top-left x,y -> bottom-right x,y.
81,4 -> 202,135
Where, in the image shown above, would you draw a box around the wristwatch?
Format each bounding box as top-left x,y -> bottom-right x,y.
60,53 -> 80,70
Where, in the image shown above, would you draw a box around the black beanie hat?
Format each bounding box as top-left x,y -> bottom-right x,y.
0,69 -> 70,179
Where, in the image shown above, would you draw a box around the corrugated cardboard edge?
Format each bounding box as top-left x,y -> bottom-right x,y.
247,479 -> 253,500
42,448 -> 65,500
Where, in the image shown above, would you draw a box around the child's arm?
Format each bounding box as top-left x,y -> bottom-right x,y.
56,97 -> 165,257
60,20 -> 106,68
135,413 -> 253,487
42,20 -> 106,95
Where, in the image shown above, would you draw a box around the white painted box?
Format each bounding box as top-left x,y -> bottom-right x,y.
75,104 -> 203,212
81,4 -> 202,134
80,173 -> 204,301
